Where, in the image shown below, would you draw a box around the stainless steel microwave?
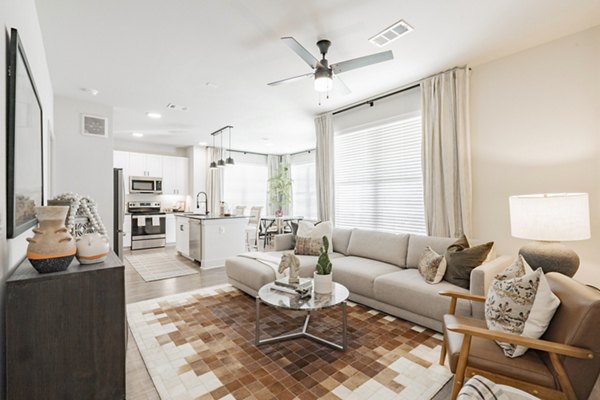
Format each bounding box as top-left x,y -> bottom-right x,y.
129,176 -> 163,194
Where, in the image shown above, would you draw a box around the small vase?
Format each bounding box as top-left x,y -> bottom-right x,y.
76,233 -> 110,265
26,206 -> 76,273
313,271 -> 332,294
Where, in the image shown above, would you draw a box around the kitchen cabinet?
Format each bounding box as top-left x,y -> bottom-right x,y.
176,216 -> 248,268
124,215 -> 131,248
166,214 -> 176,243
162,156 -> 189,195
175,216 -> 190,257
128,152 -> 163,177
113,151 -> 189,195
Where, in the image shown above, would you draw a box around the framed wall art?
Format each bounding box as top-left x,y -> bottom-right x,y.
6,28 -> 44,238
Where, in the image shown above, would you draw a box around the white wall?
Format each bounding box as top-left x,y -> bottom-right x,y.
471,26 -> 600,287
187,145 -> 207,211
53,96 -> 114,246
114,138 -> 187,157
0,0 -> 54,397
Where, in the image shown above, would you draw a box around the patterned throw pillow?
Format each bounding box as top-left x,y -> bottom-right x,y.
485,255 -> 560,357
295,221 -> 333,254
417,247 -> 447,284
294,236 -> 322,256
458,375 -> 511,400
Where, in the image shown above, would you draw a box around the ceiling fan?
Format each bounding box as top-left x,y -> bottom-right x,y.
268,37 -> 394,95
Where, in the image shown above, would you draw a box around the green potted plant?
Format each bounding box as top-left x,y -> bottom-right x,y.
314,235 -> 333,294
268,165 -> 292,217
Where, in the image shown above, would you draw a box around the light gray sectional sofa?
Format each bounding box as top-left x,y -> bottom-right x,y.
225,228 -> 512,332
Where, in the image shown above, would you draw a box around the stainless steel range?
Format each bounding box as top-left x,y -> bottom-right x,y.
128,201 -> 166,250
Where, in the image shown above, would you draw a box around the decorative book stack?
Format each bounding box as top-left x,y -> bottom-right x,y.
272,277 -> 312,297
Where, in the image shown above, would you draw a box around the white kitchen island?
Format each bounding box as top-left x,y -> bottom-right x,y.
175,214 -> 248,268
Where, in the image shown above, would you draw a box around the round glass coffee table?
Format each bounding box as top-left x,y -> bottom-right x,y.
255,281 -> 350,351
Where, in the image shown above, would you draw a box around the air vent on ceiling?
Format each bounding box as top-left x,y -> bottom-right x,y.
166,103 -> 189,111
369,20 -> 413,48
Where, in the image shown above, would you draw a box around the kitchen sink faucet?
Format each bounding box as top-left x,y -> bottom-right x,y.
196,192 -> 209,216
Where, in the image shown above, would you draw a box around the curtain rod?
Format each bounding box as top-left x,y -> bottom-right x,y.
332,83 -> 419,116
290,148 -> 315,156
331,65 -> 470,116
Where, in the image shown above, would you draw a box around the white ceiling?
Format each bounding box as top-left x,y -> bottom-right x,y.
36,0 -> 600,154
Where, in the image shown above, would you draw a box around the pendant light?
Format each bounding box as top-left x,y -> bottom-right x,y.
209,134 -> 217,169
217,132 -> 226,168
226,126 -> 235,166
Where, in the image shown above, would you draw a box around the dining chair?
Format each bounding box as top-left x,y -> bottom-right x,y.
233,206 -> 246,216
245,206 -> 262,251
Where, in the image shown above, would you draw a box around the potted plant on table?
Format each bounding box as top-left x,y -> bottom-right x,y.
314,235 -> 333,294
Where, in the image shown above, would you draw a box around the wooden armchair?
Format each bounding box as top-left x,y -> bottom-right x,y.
439,272 -> 600,400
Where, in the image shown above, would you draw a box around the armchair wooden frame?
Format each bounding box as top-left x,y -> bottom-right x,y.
439,291 -> 594,400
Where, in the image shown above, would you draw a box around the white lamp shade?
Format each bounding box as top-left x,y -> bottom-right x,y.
509,193 -> 590,241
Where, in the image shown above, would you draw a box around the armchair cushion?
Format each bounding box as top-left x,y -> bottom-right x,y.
443,314 -> 558,389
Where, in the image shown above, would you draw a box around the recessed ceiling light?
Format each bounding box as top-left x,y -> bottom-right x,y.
132,132 -> 144,137
146,112 -> 162,119
369,20 -> 413,48
198,141 -> 208,146
80,87 -> 99,96
205,82 -> 218,89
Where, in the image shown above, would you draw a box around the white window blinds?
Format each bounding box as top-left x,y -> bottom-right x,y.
334,114 -> 426,234
291,151 -> 317,220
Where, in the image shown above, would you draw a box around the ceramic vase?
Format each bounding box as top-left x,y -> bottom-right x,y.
26,206 -> 76,273
313,271 -> 332,294
76,233 -> 110,264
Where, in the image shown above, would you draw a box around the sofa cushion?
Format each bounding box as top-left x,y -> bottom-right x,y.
332,228 -> 353,256
374,269 -> 471,322
331,256 -> 400,298
406,235 -> 457,269
346,229 -> 409,268
225,256 -> 276,293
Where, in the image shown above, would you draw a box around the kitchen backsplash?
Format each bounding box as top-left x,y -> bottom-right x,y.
125,193 -> 191,212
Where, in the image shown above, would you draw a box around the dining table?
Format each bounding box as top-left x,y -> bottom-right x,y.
259,215 -> 304,248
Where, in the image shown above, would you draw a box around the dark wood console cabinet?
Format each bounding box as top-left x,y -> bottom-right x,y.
6,252 -> 126,399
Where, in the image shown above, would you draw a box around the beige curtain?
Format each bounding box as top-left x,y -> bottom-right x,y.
421,67 -> 472,237
206,147 -> 224,216
315,113 -> 334,222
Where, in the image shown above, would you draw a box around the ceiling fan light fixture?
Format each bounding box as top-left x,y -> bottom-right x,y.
314,75 -> 333,93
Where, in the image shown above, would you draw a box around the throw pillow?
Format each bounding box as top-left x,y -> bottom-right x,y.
458,375 -> 511,400
295,220 -> 333,254
294,237 -> 322,256
444,235 -> 494,289
417,247 -> 447,284
485,255 -> 560,357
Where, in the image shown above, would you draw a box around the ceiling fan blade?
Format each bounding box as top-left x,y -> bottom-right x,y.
331,50 -> 393,74
267,72 -> 313,86
333,75 -> 351,96
281,37 -> 322,69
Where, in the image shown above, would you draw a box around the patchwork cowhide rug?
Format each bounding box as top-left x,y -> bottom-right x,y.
127,285 -> 451,400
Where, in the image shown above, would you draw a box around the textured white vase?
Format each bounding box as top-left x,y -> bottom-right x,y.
76,233 -> 110,264
313,271 -> 332,294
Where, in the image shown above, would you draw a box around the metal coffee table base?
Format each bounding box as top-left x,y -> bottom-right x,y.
255,297 -> 347,351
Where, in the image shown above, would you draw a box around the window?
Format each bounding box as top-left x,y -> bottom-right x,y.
334,114 -> 426,234
291,152 -> 317,220
223,158 -> 268,213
